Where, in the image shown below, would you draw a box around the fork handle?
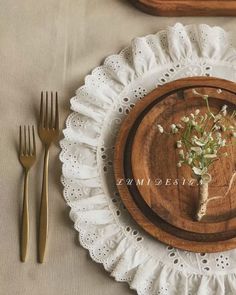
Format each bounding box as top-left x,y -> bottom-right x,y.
21,170 -> 29,262
39,145 -> 50,263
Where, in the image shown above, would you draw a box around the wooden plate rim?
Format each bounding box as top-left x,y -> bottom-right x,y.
129,0 -> 236,17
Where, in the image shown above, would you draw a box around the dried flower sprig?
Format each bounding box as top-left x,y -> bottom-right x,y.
156,89 -> 236,220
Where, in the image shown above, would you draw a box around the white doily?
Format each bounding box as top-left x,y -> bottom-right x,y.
60,23 -> 236,295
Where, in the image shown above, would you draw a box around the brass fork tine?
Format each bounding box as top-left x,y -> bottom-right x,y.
45,91 -> 49,128
55,92 -> 59,130
24,126 -> 27,155
50,92 -> 54,128
40,92 -> 44,128
32,126 -> 36,155
19,126 -> 23,156
28,126 -> 31,156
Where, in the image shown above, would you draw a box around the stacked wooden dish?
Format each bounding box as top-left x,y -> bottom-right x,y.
114,77 -> 236,252
129,0 -> 236,16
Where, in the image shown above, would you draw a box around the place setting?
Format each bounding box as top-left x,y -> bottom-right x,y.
60,23 -> 236,294
6,3 -> 236,294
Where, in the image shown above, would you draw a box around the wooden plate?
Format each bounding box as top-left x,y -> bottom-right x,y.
114,77 -> 236,252
131,85 -> 236,234
129,0 -> 236,16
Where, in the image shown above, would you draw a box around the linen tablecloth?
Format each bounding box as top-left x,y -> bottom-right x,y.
1,1 -> 236,294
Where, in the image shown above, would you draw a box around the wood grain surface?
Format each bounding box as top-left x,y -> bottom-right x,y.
129,0 -> 236,16
114,77 -> 236,252
132,86 -> 236,233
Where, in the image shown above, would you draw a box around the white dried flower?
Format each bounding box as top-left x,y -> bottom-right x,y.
195,109 -> 200,115
209,134 -> 213,141
204,154 -> 217,159
206,148 -> 212,153
181,116 -> 189,123
193,137 -> 208,147
221,139 -> 226,146
187,157 -> 193,165
191,147 -> 202,155
221,105 -> 227,112
171,124 -> 178,134
218,139 -> 226,147
176,140 -> 182,148
157,124 -> 164,133
213,124 -> 221,131
192,167 -> 207,176
179,149 -> 184,158
177,162 -> 182,168
214,114 -> 222,122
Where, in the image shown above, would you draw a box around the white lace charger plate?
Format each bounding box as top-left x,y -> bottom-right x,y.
60,23 -> 236,295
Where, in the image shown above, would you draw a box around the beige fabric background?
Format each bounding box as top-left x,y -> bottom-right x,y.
1,1 -> 236,294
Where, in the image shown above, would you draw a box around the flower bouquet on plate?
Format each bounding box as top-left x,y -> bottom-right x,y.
157,89 -> 236,221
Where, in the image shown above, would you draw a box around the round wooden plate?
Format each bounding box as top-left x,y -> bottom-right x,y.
114,77 -> 236,252
131,84 -> 236,234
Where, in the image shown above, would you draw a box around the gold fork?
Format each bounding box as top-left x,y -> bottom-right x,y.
19,125 -> 36,262
38,91 -> 59,263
